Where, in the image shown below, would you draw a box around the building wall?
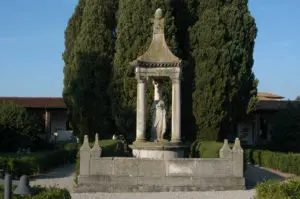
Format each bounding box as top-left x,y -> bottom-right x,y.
50,109 -> 67,135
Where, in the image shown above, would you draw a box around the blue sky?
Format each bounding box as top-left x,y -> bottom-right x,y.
0,1 -> 299,100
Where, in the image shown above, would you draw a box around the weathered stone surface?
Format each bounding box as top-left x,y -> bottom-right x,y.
112,158 -> 139,176
138,159 -> 165,177
76,154 -> 245,193
90,158 -> 113,175
166,160 -> 193,177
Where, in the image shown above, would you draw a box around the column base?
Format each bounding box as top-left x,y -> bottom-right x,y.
129,141 -> 188,160
133,139 -> 146,144
170,139 -> 181,144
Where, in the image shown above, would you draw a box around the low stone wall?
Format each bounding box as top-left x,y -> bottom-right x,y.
76,135 -> 244,192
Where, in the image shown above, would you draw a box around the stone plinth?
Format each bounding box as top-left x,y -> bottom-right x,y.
129,141 -> 187,160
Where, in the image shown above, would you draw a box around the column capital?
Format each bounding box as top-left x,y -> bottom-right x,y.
171,77 -> 180,84
137,78 -> 146,83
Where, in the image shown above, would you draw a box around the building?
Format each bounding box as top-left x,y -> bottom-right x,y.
0,92 -> 290,145
237,92 -> 288,146
0,97 -> 68,136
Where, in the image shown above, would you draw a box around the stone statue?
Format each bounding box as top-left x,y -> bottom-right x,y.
151,80 -> 166,142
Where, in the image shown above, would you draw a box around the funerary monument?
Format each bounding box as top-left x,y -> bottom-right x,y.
76,8 -> 245,193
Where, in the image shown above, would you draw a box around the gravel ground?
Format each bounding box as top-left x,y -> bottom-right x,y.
15,163 -> 294,199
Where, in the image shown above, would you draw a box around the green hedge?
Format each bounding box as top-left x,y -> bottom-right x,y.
0,185 -> 71,199
255,179 -> 300,199
0,146 -> 78,177
245,149 -> 300,175
190,140 -> 234,158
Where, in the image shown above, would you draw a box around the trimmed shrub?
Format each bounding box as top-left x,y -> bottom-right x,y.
0,147 -> 78,178
0,185 -> 71,199
245,149 -> 300,175
255,179 -> 300,199
190,140 -> 234,158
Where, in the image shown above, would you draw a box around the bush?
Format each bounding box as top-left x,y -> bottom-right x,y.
0,185 -> 71,199
255,179 -> 300,199
245,149 -> 300,175
0,102 -> 46,152
190,140 -> 234,158
0,147 -> 78,178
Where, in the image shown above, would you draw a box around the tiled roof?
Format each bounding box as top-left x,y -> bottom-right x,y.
0,97 -> 66,109
257,92 -> 284,100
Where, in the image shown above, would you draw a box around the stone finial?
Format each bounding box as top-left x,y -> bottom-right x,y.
232,138 -> 243,153
91,133 -> 102,158
80,135 -> 91,151
219,139 -> 232,158
153,8 -> 165,34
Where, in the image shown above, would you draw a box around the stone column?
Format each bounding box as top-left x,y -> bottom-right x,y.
136,78 -> 146,142
45,110 -> 51,134
171,78 -> 181,143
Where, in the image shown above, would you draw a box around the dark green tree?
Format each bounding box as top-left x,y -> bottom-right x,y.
190,0 -> 258,141
111,0 -> 179,141
63,0 -> 117,139
172,0 -> 200,141
271,101 -> 300,152
0,102 -> 45,151
63,0 -> 86,134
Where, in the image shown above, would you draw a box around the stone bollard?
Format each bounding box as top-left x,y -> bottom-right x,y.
219,139 -> 232,158
232,138 -> 244,177
4,173 -> 12,199
14,175 -> 31,196
80,135 -> 91,176
91,133 -> 102,159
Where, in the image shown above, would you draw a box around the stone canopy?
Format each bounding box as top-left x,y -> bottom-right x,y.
130,8 -> 183,75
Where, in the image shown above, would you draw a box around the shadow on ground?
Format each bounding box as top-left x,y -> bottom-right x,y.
245,164 -> 285,189
30,164 -> 75,180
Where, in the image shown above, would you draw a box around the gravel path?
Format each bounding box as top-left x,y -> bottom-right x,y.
30,164 -> 76,192
20,163 -> 295,199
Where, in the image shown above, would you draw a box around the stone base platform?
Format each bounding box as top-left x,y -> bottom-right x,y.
129,141 -> 188,160
75,157 -> 245,193
76,175 -> 245,193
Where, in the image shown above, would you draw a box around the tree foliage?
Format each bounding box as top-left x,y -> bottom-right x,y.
190,0 -> 258,141
63,0 -> 258,143
63,0 -> 117,139
0,102 -> 45,152
271,101 -> 300,152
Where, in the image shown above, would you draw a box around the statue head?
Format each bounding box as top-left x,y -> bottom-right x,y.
155,8 -> 163,19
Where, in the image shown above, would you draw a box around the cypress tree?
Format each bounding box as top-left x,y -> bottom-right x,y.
190,0 -> 258,141
63,0 -> 86,134
111,0 -> 179,141
172,0 -> 200,141
63,0 -> 117,139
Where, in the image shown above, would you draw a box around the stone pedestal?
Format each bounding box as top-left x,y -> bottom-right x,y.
129,142 -> 187,160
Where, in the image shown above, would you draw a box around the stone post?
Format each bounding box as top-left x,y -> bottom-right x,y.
232,138 -> 244,177
136,78 -> 146,142
171,78 -> 181,143
45,110 -> 51,134
90,133 -> 102,159
219,139 -> 232,158
80,135 -> 91,176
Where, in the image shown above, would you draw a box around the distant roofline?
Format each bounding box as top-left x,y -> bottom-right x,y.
0,97 -> 66,109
